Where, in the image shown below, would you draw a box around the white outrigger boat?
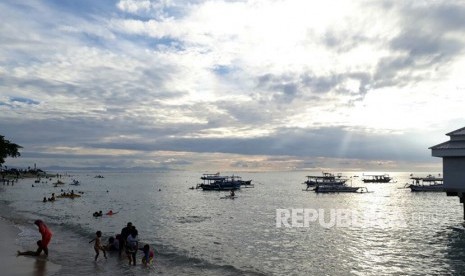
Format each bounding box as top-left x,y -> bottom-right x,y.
362,174 -> 393,183
196,173 -> 252,191
303,172 -> 348,190
302,172 -> 368,193
406,175 -> 444,192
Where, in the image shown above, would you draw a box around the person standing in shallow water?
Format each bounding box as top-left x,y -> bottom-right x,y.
119,222 -> 133,256
17,220 -> 52,257
126,228 -> 139,266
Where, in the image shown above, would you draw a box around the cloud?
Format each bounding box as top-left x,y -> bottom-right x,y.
372,1 -> 465,89
10,97 -> 39,105
1,0 -> 462,171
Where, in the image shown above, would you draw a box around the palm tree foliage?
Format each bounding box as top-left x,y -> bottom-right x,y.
0,135 -> 22,165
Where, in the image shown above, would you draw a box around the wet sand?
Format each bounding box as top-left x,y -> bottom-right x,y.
0,217 -> 61,276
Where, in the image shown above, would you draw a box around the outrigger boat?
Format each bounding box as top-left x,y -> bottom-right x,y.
196,173 -> 242,191
406,175 -> 444,192
362,174 -> 392,183
303,172 -> 348,190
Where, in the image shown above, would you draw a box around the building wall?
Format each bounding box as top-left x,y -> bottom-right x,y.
443,157 -> 465,193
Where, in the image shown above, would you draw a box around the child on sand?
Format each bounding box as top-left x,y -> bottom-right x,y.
89,231 -> 107,261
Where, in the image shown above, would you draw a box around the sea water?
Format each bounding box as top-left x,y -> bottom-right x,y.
1,171 -> 465,275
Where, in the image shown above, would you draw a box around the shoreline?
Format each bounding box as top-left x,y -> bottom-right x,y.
0,217 -> 61,276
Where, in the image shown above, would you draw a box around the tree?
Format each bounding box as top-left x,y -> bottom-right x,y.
0,135 -> 22,165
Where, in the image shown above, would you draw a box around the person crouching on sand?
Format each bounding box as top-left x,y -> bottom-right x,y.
89,231 -> 107,261
17,220 -> 52,257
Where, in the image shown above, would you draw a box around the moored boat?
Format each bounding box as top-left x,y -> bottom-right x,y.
362,174 -> 392,183
303,172 -> 348,190
197,173 -> 242,191
407,175 -> 444,192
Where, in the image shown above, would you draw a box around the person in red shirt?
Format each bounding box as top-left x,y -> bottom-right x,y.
17,220 -> 52,257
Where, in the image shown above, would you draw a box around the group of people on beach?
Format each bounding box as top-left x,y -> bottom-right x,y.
17,220 -> 154,267
1,171 -> 19,185
91,222 -> 154,266
1,178 -> 17,185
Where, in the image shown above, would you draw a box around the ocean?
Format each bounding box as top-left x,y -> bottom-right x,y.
1,171 -> 465,275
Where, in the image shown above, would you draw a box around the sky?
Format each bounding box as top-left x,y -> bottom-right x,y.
1,0 -> 464,172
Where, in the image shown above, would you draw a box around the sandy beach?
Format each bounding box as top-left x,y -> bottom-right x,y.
0,217 -> 60,276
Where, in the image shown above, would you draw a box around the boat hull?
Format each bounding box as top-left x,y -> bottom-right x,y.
409,185 -> 444,192
314,185 -> 361,193
198,182 -> 241,191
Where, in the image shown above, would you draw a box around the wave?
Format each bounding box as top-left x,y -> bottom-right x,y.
154,248 -> 268,276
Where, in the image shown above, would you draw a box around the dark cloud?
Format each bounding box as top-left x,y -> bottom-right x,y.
79,127 -> 433,162
0,115 -> 204,149
10,97 -> 40,105
373,1 -> 465,89
255,71 -> 371,105
321,30 -> 371,54
300,74 -> 341,94
256,73 -> 326,104
202,98 -> 282,127
308,2 -> 465,94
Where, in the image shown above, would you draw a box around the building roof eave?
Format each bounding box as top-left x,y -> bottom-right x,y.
446,126 -> 465,136
429,141 -> 449,150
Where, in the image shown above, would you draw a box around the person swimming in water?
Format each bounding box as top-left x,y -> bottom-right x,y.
93,211 -> 103,217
